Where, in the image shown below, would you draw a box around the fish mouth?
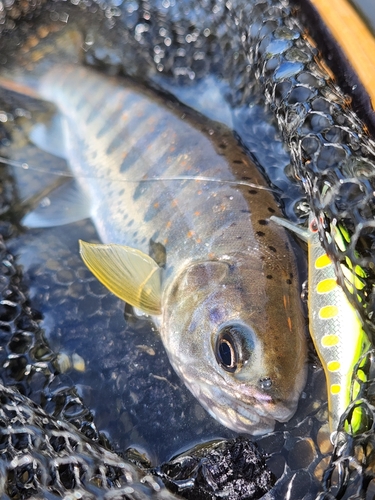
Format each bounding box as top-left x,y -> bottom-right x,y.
237,383 -> 299,422
188,378 -> 299,435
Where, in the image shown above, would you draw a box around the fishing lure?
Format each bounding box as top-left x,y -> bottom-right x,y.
271,213 -> 370,439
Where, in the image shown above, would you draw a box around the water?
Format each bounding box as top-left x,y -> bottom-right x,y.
0,0 -> 373,498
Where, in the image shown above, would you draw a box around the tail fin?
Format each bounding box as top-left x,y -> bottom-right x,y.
0,25 -> 83,96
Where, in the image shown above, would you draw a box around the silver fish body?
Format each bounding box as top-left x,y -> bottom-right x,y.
19,64 -> 307,434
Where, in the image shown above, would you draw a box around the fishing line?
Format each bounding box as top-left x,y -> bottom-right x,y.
0,156 -> 278,193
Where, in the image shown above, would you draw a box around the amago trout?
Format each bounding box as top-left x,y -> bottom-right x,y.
2,63 -> 307,434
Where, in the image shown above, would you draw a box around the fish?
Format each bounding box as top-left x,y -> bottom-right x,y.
271,213 -> 371,439
1,63 -> 307,435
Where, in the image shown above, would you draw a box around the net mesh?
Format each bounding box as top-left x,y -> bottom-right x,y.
0,0 -> 374,498
0,192 -> 275,499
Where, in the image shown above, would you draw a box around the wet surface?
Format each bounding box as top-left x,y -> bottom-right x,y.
0,0 -> 374,498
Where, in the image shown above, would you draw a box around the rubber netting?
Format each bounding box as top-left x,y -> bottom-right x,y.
0,166 -> 174,500
0,0 -> 374,499
80,1 -> 375,492
225,3 -> 375,495
0,170 -> 274,500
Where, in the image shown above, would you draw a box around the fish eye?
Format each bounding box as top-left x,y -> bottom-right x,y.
214,323 -> 254,373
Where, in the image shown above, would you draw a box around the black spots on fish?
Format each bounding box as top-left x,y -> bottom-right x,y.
258,219 -> 269,226
241,209 -> 251,214
289,273 -> 294,279
286,279 -> 292,285
118,188 -> 125,196
127,219 -> 134,227
234,283 -> 245,294
268,245 -> 277,253
266,275 -> 273,280
249,189 -> 258,195
233,159 -> 244,165
267,207 -> 276,214
218,141 -> 228,154
256,231 -> 265,237
149,239 -> 167,268
241,175 -> 254,184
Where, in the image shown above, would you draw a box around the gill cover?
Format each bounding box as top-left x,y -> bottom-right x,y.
159,257 -> 306,435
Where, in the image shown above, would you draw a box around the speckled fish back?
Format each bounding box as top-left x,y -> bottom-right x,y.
38,64 -> 294,286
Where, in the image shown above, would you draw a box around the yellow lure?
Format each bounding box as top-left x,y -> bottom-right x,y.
271,214 -> 370,440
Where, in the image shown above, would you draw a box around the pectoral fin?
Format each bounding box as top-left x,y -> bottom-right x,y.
30,114 -> 68,160
79,241 -> 162,315
22,179 -> 92,228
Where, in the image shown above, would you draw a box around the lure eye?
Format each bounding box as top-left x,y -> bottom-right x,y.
309,218 -> 318,233
215,323 -> 254,373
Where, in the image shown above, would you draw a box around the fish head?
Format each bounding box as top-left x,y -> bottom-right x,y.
161,255 -> 307,435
